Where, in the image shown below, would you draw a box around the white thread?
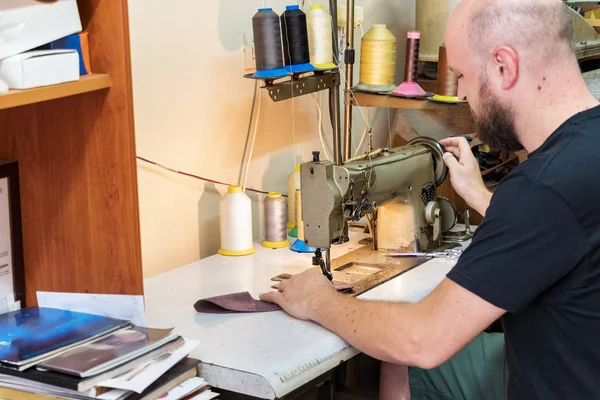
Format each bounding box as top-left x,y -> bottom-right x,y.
242,88 -> 262,192
219,187 -> 254,255
311,93 -> 332,160
307,6 -> 334,67
282,12 -> 299,168
354,108 -> 371,157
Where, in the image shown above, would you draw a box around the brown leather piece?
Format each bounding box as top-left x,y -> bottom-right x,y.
194,291 -> 281,314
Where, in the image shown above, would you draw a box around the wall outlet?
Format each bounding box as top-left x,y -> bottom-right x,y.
337,5 -> 365,28
243,34 -> 256,72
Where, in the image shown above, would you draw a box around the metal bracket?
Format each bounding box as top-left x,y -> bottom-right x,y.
264,72 -> 339,102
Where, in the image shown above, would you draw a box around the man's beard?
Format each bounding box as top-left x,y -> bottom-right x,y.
473,84 -> 524,151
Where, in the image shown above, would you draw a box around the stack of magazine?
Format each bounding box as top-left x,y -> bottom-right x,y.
0,307 -> 217,400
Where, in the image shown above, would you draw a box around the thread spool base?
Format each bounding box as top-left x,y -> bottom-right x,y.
356,82 -> 397,93
428,94 -> 465,104
262,240 -> 291,249
392,82 -> 428,98
314,62 -> 338,70
289,226 -> 298,238
218,247 -> 256,257
252,68 -> 290,79
284,63 -> 317,74
290,239 -> 317,253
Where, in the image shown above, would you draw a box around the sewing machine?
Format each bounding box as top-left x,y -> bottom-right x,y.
301,137 -> 453,284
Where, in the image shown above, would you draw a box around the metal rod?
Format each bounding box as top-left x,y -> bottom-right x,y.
343,0 -> 355,162
330,82 -> 342,165
325,248 -> 332,279
329,0 -> 343,165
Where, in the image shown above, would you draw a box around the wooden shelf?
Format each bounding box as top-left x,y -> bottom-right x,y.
0,74 -> 111,111
348,91 -> 467,111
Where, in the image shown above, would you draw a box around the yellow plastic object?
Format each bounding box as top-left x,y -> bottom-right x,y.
262,240 -> 291,249
430,94 -> 462,104
287,222 -> 296,229
218,247 -> 256,256
294,164 -> 301,172
310,4 -> 323,9
268,192 -> 281,199
228,185 -> 242,193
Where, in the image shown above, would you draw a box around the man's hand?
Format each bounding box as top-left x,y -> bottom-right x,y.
440,137 -> 492,216
260,268 -> 338,321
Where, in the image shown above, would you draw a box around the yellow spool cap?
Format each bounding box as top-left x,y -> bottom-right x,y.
267,192 -> 282,199
262,240 -> 291,249
218,247 -> 256,256
294,164 -> 301,172
228,185 -> 242,194
310,4 -> 323,9
432,94 -> 461,103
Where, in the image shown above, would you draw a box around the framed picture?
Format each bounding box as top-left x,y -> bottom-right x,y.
0,160 -> 25,308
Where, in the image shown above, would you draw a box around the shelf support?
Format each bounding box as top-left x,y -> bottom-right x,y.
263,73 -> 339,102
330,0 -> 343,165
343,0 -> 355,162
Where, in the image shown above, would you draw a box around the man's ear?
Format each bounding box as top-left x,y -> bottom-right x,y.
491,46 -> 519,90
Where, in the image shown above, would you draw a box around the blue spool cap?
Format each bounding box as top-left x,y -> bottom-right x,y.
258,7 -> 273,11
284,63 -> 316,73
252,68 -> 290,79
285,5 -> 300,10
290,239 -> 317,253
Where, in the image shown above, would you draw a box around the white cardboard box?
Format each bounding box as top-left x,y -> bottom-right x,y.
0,49 -> 79,89
0,0 -> 82,60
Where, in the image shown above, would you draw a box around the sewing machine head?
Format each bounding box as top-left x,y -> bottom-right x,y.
300,137 -> 448,254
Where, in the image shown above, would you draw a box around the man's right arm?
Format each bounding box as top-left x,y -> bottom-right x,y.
440,137 -> 492,216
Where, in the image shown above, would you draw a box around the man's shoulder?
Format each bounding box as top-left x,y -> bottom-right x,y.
497,128 -> 600,232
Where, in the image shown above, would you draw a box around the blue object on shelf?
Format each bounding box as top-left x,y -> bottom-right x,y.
290,239 -> 316,253
252,68 -> 290,79
284,63 -> 316,74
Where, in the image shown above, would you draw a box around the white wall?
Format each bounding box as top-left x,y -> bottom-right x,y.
128,0 -> 416,278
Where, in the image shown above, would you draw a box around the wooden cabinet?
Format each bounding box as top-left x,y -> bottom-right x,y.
0,1 -> 143,305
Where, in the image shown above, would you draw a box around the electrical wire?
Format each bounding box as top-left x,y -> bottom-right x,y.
136,156 -> 278,196
242,88 -> 262,192
311,93 -> 332,160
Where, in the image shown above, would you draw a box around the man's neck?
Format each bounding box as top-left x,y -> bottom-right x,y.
515,70 -> 600,153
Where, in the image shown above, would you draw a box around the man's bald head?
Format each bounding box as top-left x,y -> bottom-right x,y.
444,0 -> 598,153
449,0 -> 574,73
469,0 -> 573,69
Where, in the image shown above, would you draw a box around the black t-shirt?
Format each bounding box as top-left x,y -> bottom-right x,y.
447,105 -> 600,400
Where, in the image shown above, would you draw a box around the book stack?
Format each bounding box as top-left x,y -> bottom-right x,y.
0,307 -> 217,400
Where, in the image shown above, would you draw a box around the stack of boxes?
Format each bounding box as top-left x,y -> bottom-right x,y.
0,0 -> 91,92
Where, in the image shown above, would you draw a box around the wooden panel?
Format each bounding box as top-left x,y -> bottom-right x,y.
0,0 -> 142,305
0,75 -> 111,111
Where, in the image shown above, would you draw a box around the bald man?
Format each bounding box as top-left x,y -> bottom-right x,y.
261,0 -> 600,398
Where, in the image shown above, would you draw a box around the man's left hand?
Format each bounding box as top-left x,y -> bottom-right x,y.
260,268 -> 337,321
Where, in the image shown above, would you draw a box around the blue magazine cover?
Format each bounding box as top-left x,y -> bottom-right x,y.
0,307 -> 130,368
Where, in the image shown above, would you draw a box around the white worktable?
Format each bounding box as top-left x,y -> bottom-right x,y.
144,233 -> 461,399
